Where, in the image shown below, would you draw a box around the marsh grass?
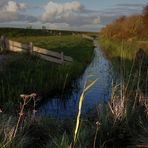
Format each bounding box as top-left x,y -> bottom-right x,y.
0,35 -> 94,109
0,35 -> 147,147
97,36 -> 148,147
0,61 -> 147,148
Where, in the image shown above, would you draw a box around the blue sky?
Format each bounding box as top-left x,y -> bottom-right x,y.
0,0 -> 147,31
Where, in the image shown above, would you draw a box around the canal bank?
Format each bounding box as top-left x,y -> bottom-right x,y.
38,41 -> 115,118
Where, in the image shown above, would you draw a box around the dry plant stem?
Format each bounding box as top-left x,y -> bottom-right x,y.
109,81 -> 126,123
12,99 -> 26,139
93,121 -> 100,148
32,98 -> 37,121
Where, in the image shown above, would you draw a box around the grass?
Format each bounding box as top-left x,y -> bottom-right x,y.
0,28 -> 97,38
1,74 -> 148,148
0,29 -> 148,147
0,35 -> 94,110
99,37 -> 148,65
99,37 -> 148,94
96,36 -> 148,147
11,35 -> 94,64
0,61 -> 147,148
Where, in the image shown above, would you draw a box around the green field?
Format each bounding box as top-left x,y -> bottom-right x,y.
0,35 -> 94,110
11,35 -> 93,63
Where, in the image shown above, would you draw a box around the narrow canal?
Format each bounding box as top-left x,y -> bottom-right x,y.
38,41 -> 114,118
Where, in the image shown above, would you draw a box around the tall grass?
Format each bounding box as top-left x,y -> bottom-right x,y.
0,35 -> 94,110
0,35 -> 147,147
97,36 -> 148,147
0,60 -> 147,148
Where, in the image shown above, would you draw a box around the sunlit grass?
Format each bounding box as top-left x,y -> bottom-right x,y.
73,78 -> 98,146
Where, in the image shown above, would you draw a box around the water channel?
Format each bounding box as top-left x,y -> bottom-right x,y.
38,41 -> 114,118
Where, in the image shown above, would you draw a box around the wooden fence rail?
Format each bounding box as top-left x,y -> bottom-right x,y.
0,36 -> 73,64
82,34 -> 94,41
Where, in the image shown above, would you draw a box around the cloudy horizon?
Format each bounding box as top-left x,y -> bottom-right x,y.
0,0 -> 147,32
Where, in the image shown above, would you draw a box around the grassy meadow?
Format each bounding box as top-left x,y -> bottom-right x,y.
0,34 -> 94,110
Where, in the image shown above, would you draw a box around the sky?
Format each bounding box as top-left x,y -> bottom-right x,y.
0,0 -> 147,32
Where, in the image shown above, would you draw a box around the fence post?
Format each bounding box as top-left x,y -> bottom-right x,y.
29,42 -> 33,54
61,52 -> 64,64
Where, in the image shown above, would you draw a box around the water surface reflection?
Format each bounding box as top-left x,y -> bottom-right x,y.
38,41 -> 114,118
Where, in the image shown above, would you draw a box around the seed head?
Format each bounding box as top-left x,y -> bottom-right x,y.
20,94 -> 30,102
30,93 -> 37,99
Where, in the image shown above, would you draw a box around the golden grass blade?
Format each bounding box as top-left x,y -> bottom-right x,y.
74,91 -> 85,143
73,78 -> 98,145
85,79 -> 98,92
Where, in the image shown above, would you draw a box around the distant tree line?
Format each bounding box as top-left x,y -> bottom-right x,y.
100,5 -> 148,40
0,27 -> 95,38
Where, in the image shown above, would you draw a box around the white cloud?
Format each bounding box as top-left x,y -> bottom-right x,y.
1,1 -> 144,31
0,1 -> 27,22
42,1 -> 83,22
4,1 -> 27,12
0,1 -> 101,31
19,3 -> 27,10
41,1 -> 100,29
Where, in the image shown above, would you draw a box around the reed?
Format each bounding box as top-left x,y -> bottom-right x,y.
72,78 -> 98,147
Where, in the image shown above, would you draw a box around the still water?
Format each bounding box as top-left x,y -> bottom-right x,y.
38,41 -> 113,118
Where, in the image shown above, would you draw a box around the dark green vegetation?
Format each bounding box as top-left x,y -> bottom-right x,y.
0,35 -> 94,110
0,28 -> 97,37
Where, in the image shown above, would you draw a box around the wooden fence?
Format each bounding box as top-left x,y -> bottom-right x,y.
82,34 -> 94,41
0,36 -> 73,64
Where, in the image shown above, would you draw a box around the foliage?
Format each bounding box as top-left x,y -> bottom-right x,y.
100,5 -> 148,40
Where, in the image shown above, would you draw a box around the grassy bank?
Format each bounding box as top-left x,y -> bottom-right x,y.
99,37 -> 147,68
0,38 -> 148,147
1,81 -> 148,148
0,35 -> 94,110
99,37 -> 148,94
92,5 -> 148,146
